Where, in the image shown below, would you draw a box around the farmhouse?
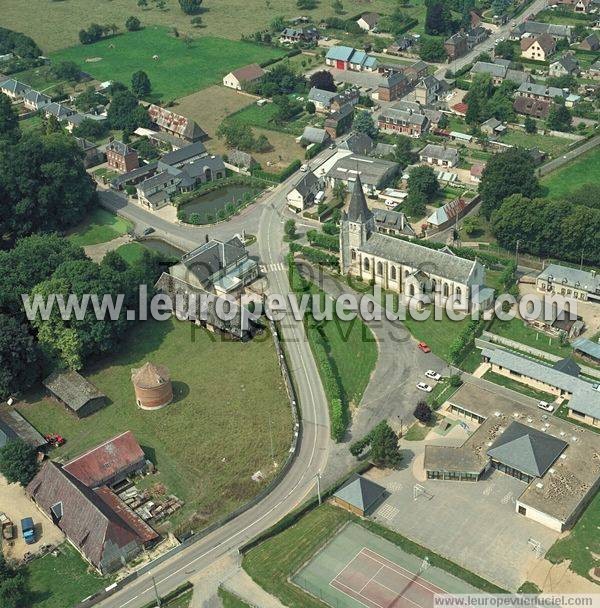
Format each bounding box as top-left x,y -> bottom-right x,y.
378,106 -> 429,137
325,46 -> 378,71
521,34 -> 556,61
324,103 -> 354,138
481,347 -> 600,428
279,26 -> 319,44
536,263 -> 600,302
286,170 -> 321,211
445,32 -> 468,60
340,176 -> 489,312
27,461 -> 158,574
301,126 -> 330,146
63,431 -> 147,489
414,75 -> 447,105
23,89 -> 51,111
106,140 -> 139,173
148,104 -> 207,143
549,55 -> 580,77
357,12 -> 380,32
326,155 -> 399,195
0,408 -> 47,450
471,61 -> 531,85
418,143 -> 459,167
0,78 -> 31,100
423,382 -> 600,532
43,370 -> 107,418
332,474 -> 386,516
222,64 -> 265,90
512,21 -> 572,41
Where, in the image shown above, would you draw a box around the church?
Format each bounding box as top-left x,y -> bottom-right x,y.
339,175 -> 493,313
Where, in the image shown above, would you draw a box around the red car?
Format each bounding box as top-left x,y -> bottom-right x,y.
417,341 -> 431,353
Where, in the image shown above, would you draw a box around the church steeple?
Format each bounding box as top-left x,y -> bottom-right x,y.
347,173 -> 373,223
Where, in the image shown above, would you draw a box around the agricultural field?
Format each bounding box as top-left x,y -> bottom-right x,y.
541,145 -> 600,199
2,0 -> 408,54
17,318 -> 293,531
50,28 -> 284,100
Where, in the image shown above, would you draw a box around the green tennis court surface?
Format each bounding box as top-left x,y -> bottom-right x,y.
293,522 -> 479,607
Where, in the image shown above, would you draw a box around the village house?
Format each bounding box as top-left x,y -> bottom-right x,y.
23,89 -> 51,111
394,100 -> 442,128
308,87 -> 338,112
387,36 -> 414,55
339,131 -> 374,155
324,103 -> 354,139
513,96 -> 551,118
574,0 -> 592,13
286,170 -> 321,211
467,25 -> 490,48
378,106 -> 429,137
148,104 -> 207,143
445,32 -> 468,60
106,140 -> 139,173
414,75 -> 447,106
549,55 -> 580,77
536,264 -> 600,303
327,154 -> 399,195
222,64 -> 265,91
301,126 -> 330,146
480,117 -> 506,137
516,81 -> 566,102
377,70 -> 409,102
511,21 -> 572,42
279,26 -> 319,44
403,60 -> 429,83
27,452 -> 158,574
418,143 -> 459,167
520,34 -> 556,61
75,137 -> 103,168
339,176 -> 490,312
373,208 -> 416,238
43,101 -> 76,122
325,46 -> 378,71
580,33 -> 599,51
330,87 -> 360,112
357,12 -> 380,31
43,370 -> 107,418
471,61 -> 531,86
0,78 -> 31,100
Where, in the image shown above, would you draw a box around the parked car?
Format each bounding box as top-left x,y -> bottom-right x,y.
537,401 -> 554,412
425,370 -> 441,381
300,164 -> 308,172
142,227 -> 155,236
417,341 -> 431,353
21,517 -> 35,545
0,513 -> 14,541
417,382 -> 433,393
592,383 -> 600,392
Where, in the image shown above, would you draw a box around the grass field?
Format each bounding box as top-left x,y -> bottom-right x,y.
67,208 -> 133,247
501,130 -> 572,157
228,102 -> 312,136
482,370 -> 556,401
25,543 -> 107,608
243,503 -> 504,608
50,28 -> 284,100
17,318 -> 292,530
541,146 -> 600,199
218,588 -> 251,608
546,488 -> 600,580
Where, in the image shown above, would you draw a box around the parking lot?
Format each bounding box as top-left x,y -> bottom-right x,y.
365,445 -> 560,591
0,474 -> 64,561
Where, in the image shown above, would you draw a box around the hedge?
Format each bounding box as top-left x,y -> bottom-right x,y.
290,242 -> 338,267
306,229 -> 339,253
448,318 -> 486,365
252,159 -> 301,183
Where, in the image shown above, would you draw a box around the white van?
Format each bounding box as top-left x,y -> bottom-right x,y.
385,199 -> 396,208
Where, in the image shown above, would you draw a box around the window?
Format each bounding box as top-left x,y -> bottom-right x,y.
364,257 -> 370,271
376,261 -> 383,276
390,266 -> 397,280
443,283 -> 449,297
409,284 -> 415,296
351,249 -> 356,260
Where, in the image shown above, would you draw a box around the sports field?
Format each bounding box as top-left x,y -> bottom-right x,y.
293,523 -> 478,608
50,28 -> 284,100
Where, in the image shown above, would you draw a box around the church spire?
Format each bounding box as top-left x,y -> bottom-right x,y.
347,173 -> 373,223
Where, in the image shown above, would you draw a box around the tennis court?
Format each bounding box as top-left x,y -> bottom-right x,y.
293,522 -> 479,608
331,547 -> 445,608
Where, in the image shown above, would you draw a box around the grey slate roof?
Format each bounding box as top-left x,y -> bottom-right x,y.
360,233 -> 478,283
23,89 -> 51,106
0,408 -> 47,449
43,371 -> 106,413
472,61 -> 507,78
572,338 -> 600,361
517,82 -> 565,100
552,358 -> 581,377
487,421 -> 568,478
378,107 -> 428,127
159,141 -> 207,167
291,170 -> 319,198
537,263 -> 600,293
553,55 -> 579,73
0,78 -> 31,96
347,173 -> 373,223
419,143 -> 459,164
308,87 -> 338,106
513,21 -> 572,38
340,131 -> 373,155
302,126 -> 329,144
179,236 -> 247,286
328,154 -> 399,188
333,474 -> 386,512
373,142 -> 396,157
373,208 -> 415,236
107,140 -> 135,156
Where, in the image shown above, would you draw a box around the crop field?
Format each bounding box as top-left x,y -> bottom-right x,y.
50,28 -> 284,100
17,318 -> 292,530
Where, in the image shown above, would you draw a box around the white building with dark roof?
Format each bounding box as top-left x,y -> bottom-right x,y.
536,263 -> 600,303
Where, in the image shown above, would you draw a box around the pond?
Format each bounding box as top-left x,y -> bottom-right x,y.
179,184 -> 262,222
141,238 -> 186,260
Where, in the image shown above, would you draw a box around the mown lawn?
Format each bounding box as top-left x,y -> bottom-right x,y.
546,489 -> 600,580
17,318 -> 292,531
228,102 -> 312,137
218,588 -> 251,608
501,130 -> 571,157
482,370 -> 555,401
25,543 -> 107,608
51,28 -> 284,100
541,146 -> 600,199
68,208 -> 133,247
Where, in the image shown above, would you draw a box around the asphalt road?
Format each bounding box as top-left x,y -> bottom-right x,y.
95,151 -> 336,608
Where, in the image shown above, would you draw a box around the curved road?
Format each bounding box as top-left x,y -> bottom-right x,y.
96,157 -> 333,608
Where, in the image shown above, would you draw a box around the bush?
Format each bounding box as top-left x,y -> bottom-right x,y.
448,319 -> 485,365
414,401 -> 433,424
126,16 -> 142,31
306,229 -> 338,252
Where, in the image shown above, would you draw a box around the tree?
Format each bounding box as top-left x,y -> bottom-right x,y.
51,60 -> 82,82
0,439 -> 38,486
270,16 -> 286,32
332,0 -> 344,13
414,401 -> 433,423
305,101 -> 316,114
179,0 -> 203,14
125,15 -> 142,31
408,165 -> 439,201
352,110 -> 377,138
284,219 -> 297,240
547,103 -> 572,132
73,117 -> 110,140
309,70 -> 336,92
418,36 -> 447,62
524,115 -> 537,134
479,147 -> 540,218
137,0 -> 148,6
437,112 -> 449,129
0,93 -> 19,140
393,134 -> 416,167
0,315 -> 40,399
425,1 -> 451,35
79,23 -> 104,45
404,189 -> 427,217
0,561 -> 27,608
494,39 -> 514,60
107,90 -> 149,130
131,70 -> 152,98
369,421 -> 402,468
333,181 -> 347,204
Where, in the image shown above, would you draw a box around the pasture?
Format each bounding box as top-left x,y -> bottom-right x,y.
50,28 -> 284,99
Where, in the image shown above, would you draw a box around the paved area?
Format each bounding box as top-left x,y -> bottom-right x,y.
0,474 -> 64,562
84,234 -> 132,262
365,444 -> 560,591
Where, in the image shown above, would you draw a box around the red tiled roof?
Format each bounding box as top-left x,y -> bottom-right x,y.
452,102 -> 468,115
63,431 -> 145,488
470,163 -> 485,177
229,63 -> 265,82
